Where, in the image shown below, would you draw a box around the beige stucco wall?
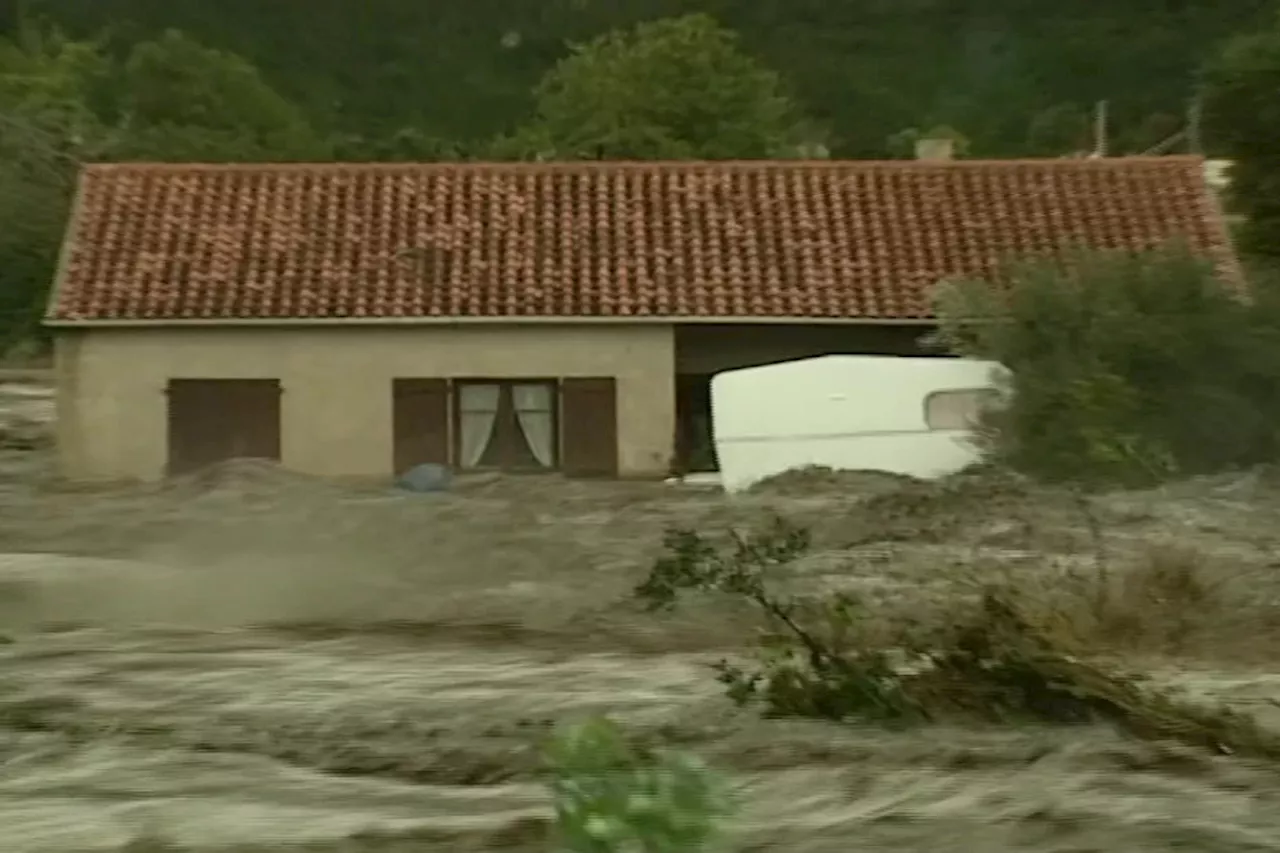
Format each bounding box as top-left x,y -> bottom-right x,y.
54,323 -> 675,482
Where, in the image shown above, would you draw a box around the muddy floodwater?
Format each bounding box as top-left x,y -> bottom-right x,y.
2,380 -> 1280,852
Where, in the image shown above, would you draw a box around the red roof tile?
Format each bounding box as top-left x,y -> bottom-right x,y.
46,157 -> 1234,323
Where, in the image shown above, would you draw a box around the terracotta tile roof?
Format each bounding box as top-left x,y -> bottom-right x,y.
46,157 -> 1234,323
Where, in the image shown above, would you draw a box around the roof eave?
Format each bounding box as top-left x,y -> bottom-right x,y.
43,315 -> 933,329
42,169 -> 92,325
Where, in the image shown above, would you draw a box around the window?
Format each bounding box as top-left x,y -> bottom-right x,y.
511,383 -> 556,467
924,388 -> 998,431
455,381 -> 558,470
458,383 -> 501,468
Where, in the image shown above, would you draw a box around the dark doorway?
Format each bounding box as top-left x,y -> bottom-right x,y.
675,374 -> 718,473
166,379 -> 282,475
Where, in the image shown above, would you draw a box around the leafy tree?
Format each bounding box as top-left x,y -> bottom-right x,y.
107,29 -> 327,161
934,245 -> 1280,486
1025,103 -> 1091,157
1202,15 -> 1280,258
0,24 -> 109,135
18,0 -> 1275,159
0,26 -> 326,345
331,127 -> 470,162
0,127 -> 77,347
507,14 -> 810,160
0,26 -> 107,347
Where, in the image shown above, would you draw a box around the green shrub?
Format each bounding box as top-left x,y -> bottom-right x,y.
933,244 -> 1280,486
543,715 -> 733,853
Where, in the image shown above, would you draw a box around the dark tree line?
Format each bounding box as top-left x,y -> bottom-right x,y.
14,0 -> 1277,158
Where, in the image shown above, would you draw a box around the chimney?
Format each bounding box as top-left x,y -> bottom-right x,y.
915,137 -> 954,161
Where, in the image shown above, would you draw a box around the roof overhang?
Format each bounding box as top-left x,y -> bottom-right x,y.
43,315 -> 934,329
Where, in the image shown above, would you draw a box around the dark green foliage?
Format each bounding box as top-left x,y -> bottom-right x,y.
107,29 -> 327,161
935,245 -> 1280,487
0,27 -> 99,347
15,0 -> 1272,158
1202,13 -> 1280,258
518,14 -> 808,160
0,25 -> 329,348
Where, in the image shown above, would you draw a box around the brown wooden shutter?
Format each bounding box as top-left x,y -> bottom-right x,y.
166,379 -> 282,475
234,380 -> 284,462
392,378 -> 450,474
560,377 -> 618,477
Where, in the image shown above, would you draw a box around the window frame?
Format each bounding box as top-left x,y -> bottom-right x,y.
922,387 -> 998,431
451,378 -> 562,471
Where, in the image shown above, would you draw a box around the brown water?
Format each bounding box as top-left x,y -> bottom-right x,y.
3,382 -> 1280,852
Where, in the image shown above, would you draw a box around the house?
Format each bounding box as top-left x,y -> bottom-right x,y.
45,156 -> 1236,482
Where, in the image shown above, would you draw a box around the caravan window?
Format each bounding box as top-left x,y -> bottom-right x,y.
924,388 -> 997,430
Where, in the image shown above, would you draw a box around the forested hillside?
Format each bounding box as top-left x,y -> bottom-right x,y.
13,0 -> 1279,156
1,0 -> 1278,345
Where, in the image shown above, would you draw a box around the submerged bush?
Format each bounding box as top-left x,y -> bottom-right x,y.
933,244 -> 1280,486
544,715 -> 733,852
637,519 -> 921,721
636,517 -> 1280,760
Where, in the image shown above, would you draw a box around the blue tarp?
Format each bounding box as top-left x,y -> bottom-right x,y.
395,463 -> 453,493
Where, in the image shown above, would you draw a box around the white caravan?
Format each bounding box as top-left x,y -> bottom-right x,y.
710,354 -> 1003,492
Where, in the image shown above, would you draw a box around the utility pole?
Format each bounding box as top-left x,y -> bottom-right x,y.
1091,100 -> 1109,157
1186,93 -> 1203,155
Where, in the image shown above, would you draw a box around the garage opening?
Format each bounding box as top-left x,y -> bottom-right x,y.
166,378 -> 282,475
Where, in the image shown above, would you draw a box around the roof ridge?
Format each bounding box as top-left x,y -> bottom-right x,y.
80,155 -> 1206,174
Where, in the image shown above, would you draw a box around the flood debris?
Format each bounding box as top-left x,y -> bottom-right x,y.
635,512 -> 1280,761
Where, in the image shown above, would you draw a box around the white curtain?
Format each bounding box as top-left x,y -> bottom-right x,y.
458,384 -> 501,467
512,383 -> 556,468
